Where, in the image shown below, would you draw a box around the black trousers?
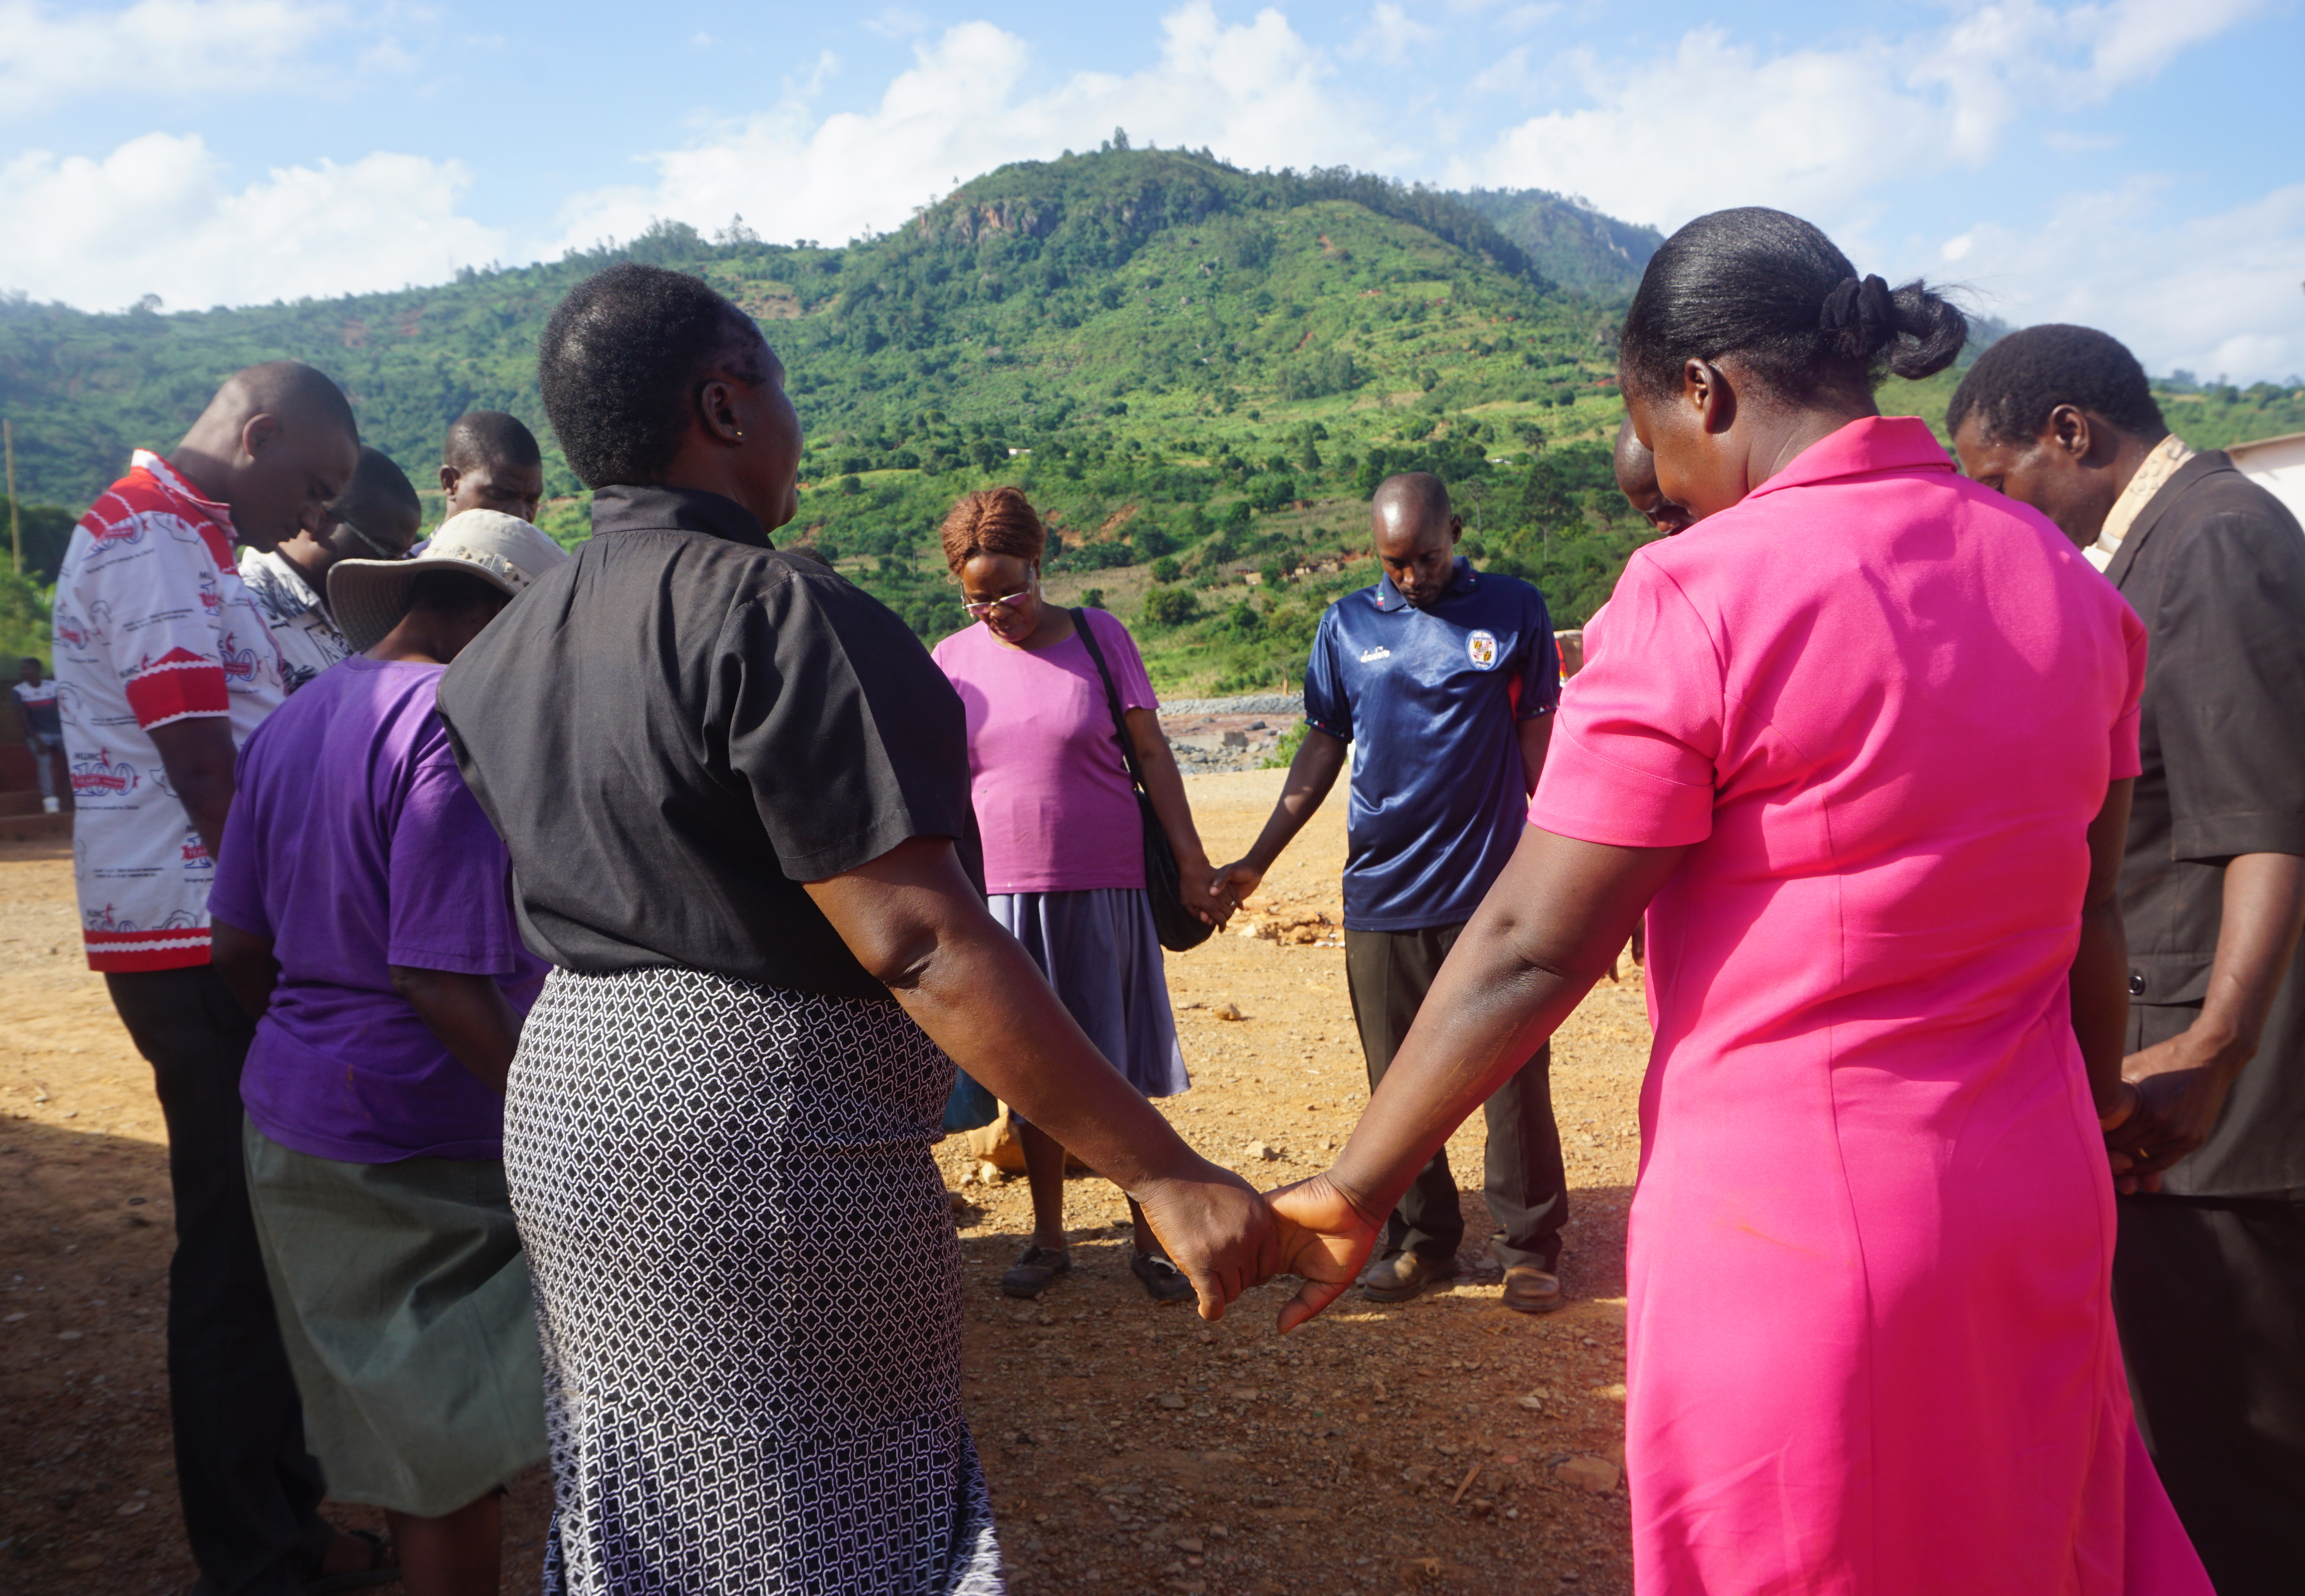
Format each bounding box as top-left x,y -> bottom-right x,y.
107,967 -> 330,1596
1345,923 -> 1568,1271
2114,1192 -> 2305,1596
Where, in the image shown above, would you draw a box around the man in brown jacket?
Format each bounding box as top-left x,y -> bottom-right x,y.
1953,324 -> 2305,1596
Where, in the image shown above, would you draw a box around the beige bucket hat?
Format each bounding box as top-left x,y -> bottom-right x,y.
328,509 -> 570,653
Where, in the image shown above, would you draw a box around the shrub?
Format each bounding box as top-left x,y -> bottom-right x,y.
1143,587 -> 1202,628
1150,555 -> 1182,583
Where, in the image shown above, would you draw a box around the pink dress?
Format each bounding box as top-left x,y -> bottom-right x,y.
1531,418 -> 2210,1594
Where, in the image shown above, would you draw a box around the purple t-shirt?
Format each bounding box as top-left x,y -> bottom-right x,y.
210,657 -> 547,1162
930,607 -> 1158,893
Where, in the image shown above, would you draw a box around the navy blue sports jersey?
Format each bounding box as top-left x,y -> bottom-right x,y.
1302,557 -> 1558,931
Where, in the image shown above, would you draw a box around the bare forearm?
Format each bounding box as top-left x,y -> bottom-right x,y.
889,926 -> 1201,1192
2175,851 -> 2305,1071
1128,709 -> 1210,870
1329,828 -> 1683,1220
391,967 -> 522,1093
2070,897 -> 2130,1116
209,917 -> 279,1020
1242,729 -> 1346,874
1516,713 -> 1554,800
148,716 -> 238,860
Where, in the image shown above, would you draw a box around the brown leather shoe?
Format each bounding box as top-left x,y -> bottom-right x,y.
1501,1264 -> 1564,1314
1358,1251 -> 1460,1302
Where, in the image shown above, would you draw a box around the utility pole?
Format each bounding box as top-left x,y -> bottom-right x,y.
3,419 -> 18,576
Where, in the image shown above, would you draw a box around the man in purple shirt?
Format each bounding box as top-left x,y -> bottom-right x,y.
209,510 -> 567,1596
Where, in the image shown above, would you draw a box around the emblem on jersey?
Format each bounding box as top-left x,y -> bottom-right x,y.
1467,629 -> 1499,670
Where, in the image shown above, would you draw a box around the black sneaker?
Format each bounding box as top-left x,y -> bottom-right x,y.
1000,1244 -> 1071,1298
1130,1252 -> 1195,1305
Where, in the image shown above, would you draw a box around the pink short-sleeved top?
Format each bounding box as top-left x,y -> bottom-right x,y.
931,607 -> 1157,894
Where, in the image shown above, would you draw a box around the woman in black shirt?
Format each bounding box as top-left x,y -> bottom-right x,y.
438,264 -> 1276,1595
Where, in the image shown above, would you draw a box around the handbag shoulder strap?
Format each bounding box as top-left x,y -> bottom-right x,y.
1071,607 -> 1150,794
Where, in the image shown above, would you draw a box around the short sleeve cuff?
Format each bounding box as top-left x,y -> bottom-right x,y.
2172,812 -> 2305,863
1529,728 -> 1714,848
1305,713 -> 1350,742
206,891 -> 270,941
125,652 -> 228,727
385,939 -> 517,977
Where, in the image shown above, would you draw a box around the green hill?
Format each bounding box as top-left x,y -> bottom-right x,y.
0,148 -> 1656,691
1453,188 -> 1663,296
7,146 -> 2297,693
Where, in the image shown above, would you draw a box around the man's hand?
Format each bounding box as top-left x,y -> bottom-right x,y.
1132,1159 -> 1282,1320
1268,1174 -> 1385,1334
1209,859 -> 1264,916
2115,1028 -> 2248,1189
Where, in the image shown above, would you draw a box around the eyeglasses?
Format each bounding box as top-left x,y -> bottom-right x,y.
963,589 -> 1033,620
333,518 -> 413,561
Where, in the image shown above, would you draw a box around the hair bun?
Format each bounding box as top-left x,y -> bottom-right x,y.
1821,274 -> 1894,360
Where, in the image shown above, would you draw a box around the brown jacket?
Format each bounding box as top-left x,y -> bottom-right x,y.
2105,448 -> 2305,1197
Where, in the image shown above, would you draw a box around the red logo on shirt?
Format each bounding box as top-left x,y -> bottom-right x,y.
71,749 -> 140,796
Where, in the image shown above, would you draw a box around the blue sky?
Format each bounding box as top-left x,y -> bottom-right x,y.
3,0 -> 2300,379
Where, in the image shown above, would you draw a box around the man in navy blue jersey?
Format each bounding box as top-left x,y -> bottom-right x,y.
1213,472 -> 1570,1311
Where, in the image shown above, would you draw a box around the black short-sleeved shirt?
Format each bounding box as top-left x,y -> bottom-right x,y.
2105,451 -> 2305,1197
435,484 -> 977,1001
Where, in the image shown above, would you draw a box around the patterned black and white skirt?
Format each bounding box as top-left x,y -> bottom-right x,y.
506,966 -> 1004,1595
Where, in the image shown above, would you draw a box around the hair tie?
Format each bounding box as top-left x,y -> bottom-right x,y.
1821,274 -> 1894,358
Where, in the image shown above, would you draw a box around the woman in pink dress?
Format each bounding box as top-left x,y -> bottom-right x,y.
1267,209 -> 2212,1592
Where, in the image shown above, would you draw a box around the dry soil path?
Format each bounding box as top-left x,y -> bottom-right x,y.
2,770 -> 1649,1595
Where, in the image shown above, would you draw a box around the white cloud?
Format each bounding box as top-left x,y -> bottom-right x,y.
1347,2 -> 1438,62
1920,178 -> 2305,381
1458,2 -> 2269,234
553,4 -> 1398,255
0,0 -> 356,117
1462,27 -> 1954,231
863,6 -> 930,39
0,132 -> 506,311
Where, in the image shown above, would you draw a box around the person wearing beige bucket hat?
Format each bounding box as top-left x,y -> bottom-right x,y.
208,502 -> 569,1596
327,508 -> 569,654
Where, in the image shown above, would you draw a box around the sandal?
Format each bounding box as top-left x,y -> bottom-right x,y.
305,1529 -> 397,1594
1130,1252 -> 1195,1306
1000,1243 -> 1071,1298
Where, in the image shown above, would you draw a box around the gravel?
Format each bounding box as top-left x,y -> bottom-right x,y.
1158,694 -> 1303,717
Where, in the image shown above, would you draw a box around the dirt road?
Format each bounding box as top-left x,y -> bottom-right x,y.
2,769 -> 1647,1595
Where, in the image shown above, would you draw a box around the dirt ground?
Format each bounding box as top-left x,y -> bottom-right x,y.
1,768 -> 1649,1596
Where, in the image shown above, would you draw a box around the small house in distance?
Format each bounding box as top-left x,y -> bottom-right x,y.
2228,430 -> 2305,528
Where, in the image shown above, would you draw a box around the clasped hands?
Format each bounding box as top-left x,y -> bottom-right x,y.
1132,1163 -> 1397,1331
2101,1024 -> 2246,1195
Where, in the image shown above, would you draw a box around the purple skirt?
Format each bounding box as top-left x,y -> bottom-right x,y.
988,887 -> 1189,1100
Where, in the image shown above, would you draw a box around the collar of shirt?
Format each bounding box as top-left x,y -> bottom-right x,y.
130,448 -> 239,567
1743,416 -> 1952,505
242,547 -> 326,621
590,484 -> 773,548
1370,555 -> 1479,613
2083,432 -> 2196,573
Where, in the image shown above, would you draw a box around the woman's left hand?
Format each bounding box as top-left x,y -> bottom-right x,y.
1177,857 -> 1233,927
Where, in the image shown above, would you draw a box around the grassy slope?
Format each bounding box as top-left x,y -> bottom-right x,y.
5,149 -> 2301,687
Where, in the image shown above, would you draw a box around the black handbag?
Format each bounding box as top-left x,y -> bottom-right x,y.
1072,608 -> 1215,952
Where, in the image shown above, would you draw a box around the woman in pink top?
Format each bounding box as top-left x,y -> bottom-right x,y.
1266,209 -> 2212,1592
931,487 -> 1225,1305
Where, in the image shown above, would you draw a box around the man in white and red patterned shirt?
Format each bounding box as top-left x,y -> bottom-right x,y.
52,362 -> 374,1596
